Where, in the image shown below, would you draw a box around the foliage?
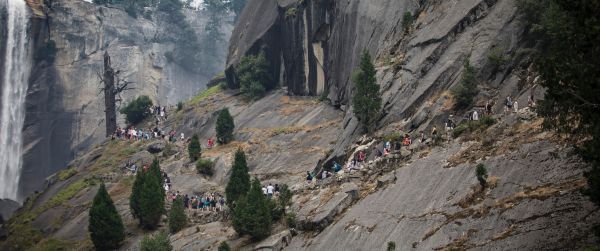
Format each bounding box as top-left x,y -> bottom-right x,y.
452,116 -> 496,138
130,159 -> 165,229
278,184 -> 293,215
383,132 -> 403,143
226,148 -> 251,205
196,158 -> 215,176
216,108 -> 235,144
189,85 -> 222,106
232,178 -> 272,240
285,7 -> 298,18
89,183 -> 125,251
487,47 -> 509,70
284,212 -> 297,228
402,11 -> 413,32
47,178 -> 97,209
188,134 -> 202,161
387,241 -> 396,251
120,95 -> 153,124
57,167 -> 77,181
475,163 -> 488,187
177,101 -> 183,111
352,50 -> 382,132
140,231 -> 172,251
451,60 -> 479,111
236,52 -> 272,99
169,197 -> 188,233
515,0 -> 600,207
218,242 -> 231,251
229,0 -> 246,21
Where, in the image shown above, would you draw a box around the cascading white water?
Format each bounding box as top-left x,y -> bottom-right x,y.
0,0 -> 31,201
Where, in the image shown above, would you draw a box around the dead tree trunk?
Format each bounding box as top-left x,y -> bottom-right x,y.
103,51 -> 117,137
100,51 -> 133,137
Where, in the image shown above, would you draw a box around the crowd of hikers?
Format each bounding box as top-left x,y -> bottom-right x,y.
170,191 -> 226,212
261,183 -> 282,199
309,95 -> 537,182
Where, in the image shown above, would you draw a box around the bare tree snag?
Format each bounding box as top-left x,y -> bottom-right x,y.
99,51 -> 134,137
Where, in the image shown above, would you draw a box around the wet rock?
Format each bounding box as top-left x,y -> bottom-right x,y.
147,141 -> 166,154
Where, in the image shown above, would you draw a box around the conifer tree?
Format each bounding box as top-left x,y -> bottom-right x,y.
216,108 -> 235,144
225,148 -> 250,205
169,197 -> 187,233
89,183 -> 125,251
352,50 -> 382,132
232,178 -> 272,240
188,134 -> 202,161
130,159 -> 165,229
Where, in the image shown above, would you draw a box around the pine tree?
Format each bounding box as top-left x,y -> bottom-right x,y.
232,178 -> 272,240
475,164 -> 488,188
352,50 -> 382,132
169,197 -> 187,233
188,134 -> 202,161
225,148 -> 250,205
451,60 -> 478,111
216,108 -> 235,144
130,168 -> 144,221
130,159 -> 166,229
89,183 -> 125,251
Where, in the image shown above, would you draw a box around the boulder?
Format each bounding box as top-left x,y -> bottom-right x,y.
147,141 -> 166,154
254,230 -> 292,251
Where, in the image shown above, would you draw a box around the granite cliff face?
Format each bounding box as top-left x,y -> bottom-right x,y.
20,0 -> 232,199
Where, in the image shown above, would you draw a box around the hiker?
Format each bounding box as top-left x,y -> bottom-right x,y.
358,150 -> 366,162
322,170 -> 331,179
383,147 -> 390,156
403,134 -> 412,147
485,100 -> 493,115
445,115 -> 455,142
262,186 -> 268,196
384,141 -> 391,151
505,96 -> 513,113
472,110 -> 479,121
528,94 -> 535,107
375,148 -> 383,158
207,138 -> 214,148
513,100 -> 519,113
419,131 -> 426,143
306,171 -> 313,183
432,126 -> 438,139
333,161 -> 342,173
184,195 -> 190,209
180,133 -> 185,141
267,184 -> 274,198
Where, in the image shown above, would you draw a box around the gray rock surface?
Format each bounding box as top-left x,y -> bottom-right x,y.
19,0 -> 233,200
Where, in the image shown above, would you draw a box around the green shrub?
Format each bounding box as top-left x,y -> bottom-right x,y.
451,60 -> 478,111
168,197 -> 187,233
233,178 -> 272,240
196,159 -> 215,176
284,213 -> 297,228
487,47 -> 509,70
352,50 -> 382,132
402,11 -> 413,32
387,241 -> 396,251
177,102 -> 183,111
479,115 -> 496,128
225,148 -> 250,205
216,108 -> 235,144
236,51 -> 272,99
285,7 -> 298,18
120,96 -> 153,124
89,183 -> 125,250
475,163 -> 488,187
140,231 -> 172,251
218,241 -> 231,251
188,134 -> 202,161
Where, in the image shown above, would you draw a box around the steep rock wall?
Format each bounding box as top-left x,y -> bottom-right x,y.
20,0 -> 233,199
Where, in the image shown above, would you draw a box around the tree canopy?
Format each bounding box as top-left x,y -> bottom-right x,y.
352,50 -> 382,132
89,183 -> 125,251
225,148 -> 250,205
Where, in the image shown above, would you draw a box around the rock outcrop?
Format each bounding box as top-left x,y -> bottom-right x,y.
19,0 -> 233,200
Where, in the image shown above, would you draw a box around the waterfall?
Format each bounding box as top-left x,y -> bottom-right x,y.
0,0 -> 31,201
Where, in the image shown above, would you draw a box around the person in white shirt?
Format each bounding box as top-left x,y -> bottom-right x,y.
266,184 -> 275,198
262,186 -> 267,195
472,110 -> 479,121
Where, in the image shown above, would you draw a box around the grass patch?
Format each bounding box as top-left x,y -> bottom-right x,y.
29,238 -> 74,251
45,178 -> 97,209
58,167 -> 77,181
189,85 -> 222,106
271,126 -> 303,136
122,146 -> 139,156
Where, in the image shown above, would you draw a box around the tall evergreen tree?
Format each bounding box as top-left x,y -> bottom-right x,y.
352,50 -> 382,132
168,197 -> 187,233
232,178 -> 272,240
130,159 -> 165,229
89,183 -> 125,251
216,108 -> 235,144
188,134 -> 202,161
225,148 -> 250,205
516,0 -> 600,207
451,60 -> 478,111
